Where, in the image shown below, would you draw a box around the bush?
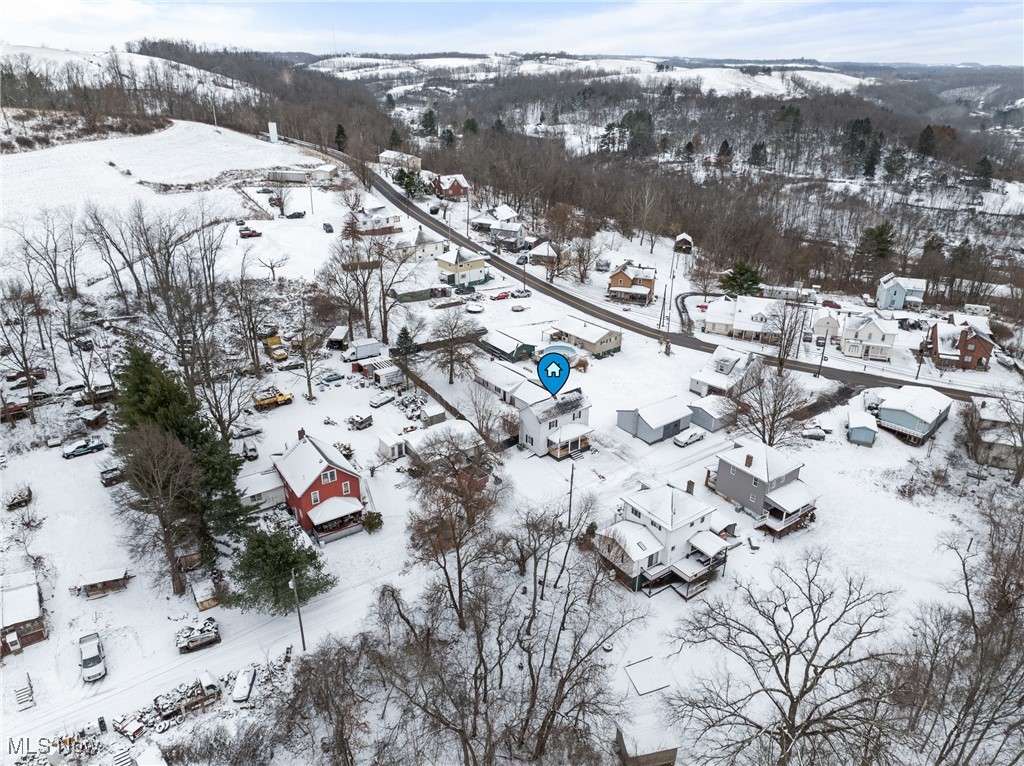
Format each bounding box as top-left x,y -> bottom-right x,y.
14,135 -> 35,148
362,510 -> 383,534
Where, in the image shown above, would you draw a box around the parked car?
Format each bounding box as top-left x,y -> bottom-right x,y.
516,255 -> 529,265
802,332 -> 813,342
231,666 -> 257,703
815,336 -> 827,347
286,211 -> 306,219
230,425 -> 263,440
511,304 -> 527,313
454,285 -> 475,295
27,390 -> 53,403
63,439 -> 106,459
429,205 -> 440,215
821,299 -> 841,309
802,429 -> 827,441
673,429 -> 706,448
511,288 -> 532,298
99,467 -> 125,487
241,441 -> 259,461
277,360 -> 304,371
9,377 -> 39,391
74,337 -> 95,352
369,391 -> 396,408
321,372 -> 345,383
323,223 -> 334,233
235,220 -> 246,226
79,633 -> 107,682
697,304 -> 709,311
256,188 -> 272,194
466,303 -> 484,314
5,367 -> 45,382
240,229 -> 262,238
490,292 -> 511,301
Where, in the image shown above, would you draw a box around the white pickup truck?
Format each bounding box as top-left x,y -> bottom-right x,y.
79,633 -> 106,682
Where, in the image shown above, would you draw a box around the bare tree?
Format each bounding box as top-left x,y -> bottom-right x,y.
428,309 -> 482,385
669,548 -> 897,766
371,235 -> 418,344
257,252 -> 290,282
691,257 -> 719,301
765,300 -> 808,373
571,236 -> 603,284
461,384 -> 506,447
225,252 -> 272,377
271,184 -> 291,216
287,289 -> 330,401
973,388 -> 1024,486
0,280 -> 45,425
320,237 -> 376,339
735,366 -> 808,447
116,423 -> 204,596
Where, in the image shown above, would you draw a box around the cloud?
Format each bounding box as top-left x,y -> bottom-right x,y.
3,0 -> 1021,65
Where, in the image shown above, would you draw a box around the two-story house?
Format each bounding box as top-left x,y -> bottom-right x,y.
348,205 -> 402,236
272,429 -> 365,543
970,396 -> 1023,476
432,173 -> 471,200
518,387 -> 592,459
437,246 -> 490,286
490,221 -> 528,251
547,315 -> 621,358
876,272 -> 926,311
811,308 -> 841,341
394,226 -> 446,261
840,315 -> 898,361
470,204 -> 519,232
689,347 -> 761,397
597,482 -> 737,596
608,263 -> 656,305
929,320 -> 994,371
705,442 -> 819,536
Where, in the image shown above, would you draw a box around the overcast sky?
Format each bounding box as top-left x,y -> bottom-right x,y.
4,1 -> 1023,66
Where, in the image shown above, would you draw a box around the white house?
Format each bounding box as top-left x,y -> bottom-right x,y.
518,387 -> 592,459
699,296 -> 782,342
237,469 -> 286,512
491,221 -> 528,251
378,150 -> 422,171
971,396 -> 1023,472
689,347 -> 761,397
597,482 -> 737,596
471,204 -> 519,231
840,315 -> 898,361
474,359 -> 532,403
394,226 -> 446,260
548,315 -> 621,358
310,164 -> 338,181
876,272 -> 926,311
349,205 -> 402,236
811,308 -> 841,340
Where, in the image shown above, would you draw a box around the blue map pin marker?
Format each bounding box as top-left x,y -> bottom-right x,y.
537,352 -> 570,396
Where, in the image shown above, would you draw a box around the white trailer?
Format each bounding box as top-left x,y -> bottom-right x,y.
342,338 -> 384,362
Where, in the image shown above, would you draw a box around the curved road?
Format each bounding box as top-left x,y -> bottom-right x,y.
283,137 -> 996,403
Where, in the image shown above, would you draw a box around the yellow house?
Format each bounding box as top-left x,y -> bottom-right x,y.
437,246 -> 491,286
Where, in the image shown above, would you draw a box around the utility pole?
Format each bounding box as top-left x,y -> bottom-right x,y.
290,568 -> 306,652
814,328 -> 829,378
307,178 -> 314,215
567,462 -> 575,528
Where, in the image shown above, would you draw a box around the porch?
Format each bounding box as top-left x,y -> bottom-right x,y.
608,285 -> 652,304
760,480 -> 819,537
547,424 -> 592,460
308,497 -> 365,544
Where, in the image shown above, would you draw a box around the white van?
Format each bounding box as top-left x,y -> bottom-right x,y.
964,304 -> 990,317
231,666 -> 257,703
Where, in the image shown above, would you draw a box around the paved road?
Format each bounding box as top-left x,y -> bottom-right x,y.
282,138 -> 994,403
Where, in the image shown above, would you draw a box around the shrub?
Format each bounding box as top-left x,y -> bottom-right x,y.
14,135 -> 35,148
362,510 -> 383,534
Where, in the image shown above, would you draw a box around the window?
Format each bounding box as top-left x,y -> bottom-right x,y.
651,521 -> 662,530
967,343 -> 976,351
526,435 -> 534,446
689,521 -> 695,527
867,333 -> 873,340
548,420 -> 558,430
700,515 -> 705,523
752,478 -> 759,487
311,491 -> 320,505
964,355 -> 973,363
321,469 -> 336,484
729,466 -> 736,476
342,481 -> 351,495
636,541 -> 647,552
617,278 -> 624,285
630,508 -> 641,518
572,410 -> 582,420
749,494 -> 757,503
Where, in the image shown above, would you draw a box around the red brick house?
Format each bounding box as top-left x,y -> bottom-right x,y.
272,430 -> 365,543
432,173 -> 471,200
929,320 -> 995,370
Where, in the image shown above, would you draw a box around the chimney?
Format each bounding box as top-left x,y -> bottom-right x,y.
686,480 -> 695,495
745,454 -> 753,468
298,428 -> 306,441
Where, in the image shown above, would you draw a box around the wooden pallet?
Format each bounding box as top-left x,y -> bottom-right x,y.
14,675 -> 34,710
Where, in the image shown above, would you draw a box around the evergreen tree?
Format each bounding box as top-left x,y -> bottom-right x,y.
883,146 -> 909,183
719,261 -> 761,296
842,118 -> 872,163
362,510 -> 383,534
334,123 -> 347,152
393,168 -> 427,199
855,221 -> 896,265
440,127 -> 456,148
463,117 -> 479,134
492,117 -> 506,133
225,526 -> 337,615
420,109 -> 437,136
387,128 -> 402,151
863,137 -> 882,178
538,111 -> 546,124
683,140 -> 695,161
716,139 -> 733,167
385,92 -> 396,110
748,140 -> 768,167
976,155 -> 993,186
916,125 -> 936,157
392,325 -> 419,364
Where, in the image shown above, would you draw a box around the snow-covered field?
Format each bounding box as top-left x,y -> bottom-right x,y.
1,122 -> 1017,765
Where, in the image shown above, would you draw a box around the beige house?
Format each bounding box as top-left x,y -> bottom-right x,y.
608,263 -> 656,304
437,247 -> 490,286
547,315 -> 621,358
378,150 -> 422,171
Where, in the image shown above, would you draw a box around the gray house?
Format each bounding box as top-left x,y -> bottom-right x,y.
690,395 -> 735,432
846,410 -> 878,447
616,396 -> 692,444
874,386 -> 953,445
705,442 -> 819,536
876,272 -> 926,311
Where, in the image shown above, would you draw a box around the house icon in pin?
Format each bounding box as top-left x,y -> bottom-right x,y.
545,361 -> 562,377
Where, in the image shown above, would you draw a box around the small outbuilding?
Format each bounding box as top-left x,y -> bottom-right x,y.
846,410 -> 878,447
420,401 -> 447,426
75,568 -> 133,598
378,431 -> 406,461
326,325 -> 351,351
674,232 -> 694,254
1,571 -> 47,657
617,396 -> 693,444
689,395 -> 735,432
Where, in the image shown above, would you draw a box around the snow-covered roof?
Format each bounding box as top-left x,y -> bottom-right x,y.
734,296 -> 780,333
1,570 -> 41,627
690,347 -> 751,391
404,419 -> 483,452
765,479 -> 820,513
705,509 -> 736,535
525,387 -> 591,422
609,285 -> 652,296
845,314 -> 898,336
438,173 -> 470,189
314,164 -> 337,172
689,529 -> 731,558
600,520 -> 664,563
847,410 -> 878,431
879,272 -> 925,293
974,396 -> 1023,425
635,396 -> 693,429
718,442 -> 803,483
444,246 -> 490,265
946,313 -> 992,337
675,232 -> 693,243
491,204 -> 518,222
476,359 -> 531,392
613,264 -> 656,281
528,240 -> 564,259
379,150 -> 419,162
878,387 -> 953,424
491,221 -> 525,236
238,469 -> 286,498
703,296 -> 736,325
307,496 -> 364,526
515,382 -> 553,407
622,485 -> 715,530
328,325 -> 350,342
551,314 -> 617,345
690,394 -> 736,420
80,567 -> 129,586
272,434 -> 360,497
548,423 -> 593,444
378,431 -> 404,448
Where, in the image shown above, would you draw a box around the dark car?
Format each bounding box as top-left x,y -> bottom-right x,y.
240,230 -> 262,238
277,360 -> 304,371
62,439 -> 106,459
429,205 -> 440,215
286,211 -> 306,219
454,285 -> 476,295
516,255 -> 529,265
9,378 -> 39,391
27,390 -> 53,403
323,223 -> 334,233
256,188 -> 272,194
235,220 -> 246,226
821,299 -> 841,309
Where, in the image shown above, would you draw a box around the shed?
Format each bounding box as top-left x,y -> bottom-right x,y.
326,325 -> 351,350
617,396 -> 693,444
689,395 -> 735,432
378,431 -> 406,461
674,232 -> 694,253
846,410 -> 878,447
420,402 -> 446,426
191,578 -> 221,611
1,571 -> 46,657
310,164 -> 338,181
76,567 -> 133,598
81,408 -> 109,429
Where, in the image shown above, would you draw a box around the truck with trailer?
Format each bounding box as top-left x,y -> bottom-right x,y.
252,387 -> 294,411
341,337 -> 383,362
